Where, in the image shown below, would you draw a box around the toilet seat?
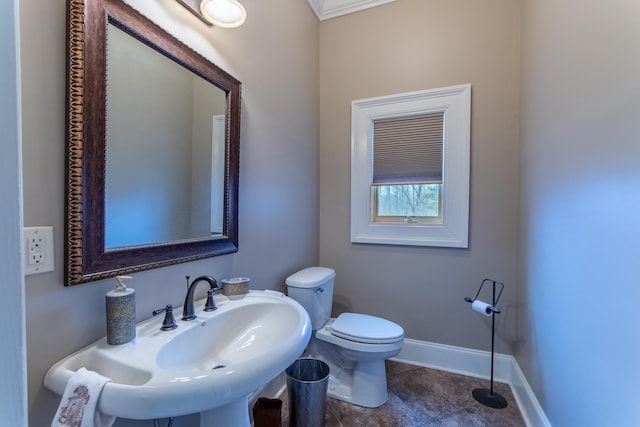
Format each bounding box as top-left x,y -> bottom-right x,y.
329,313 -> 404,344
315,324 -> 403,354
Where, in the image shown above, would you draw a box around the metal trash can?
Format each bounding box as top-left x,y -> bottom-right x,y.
286,358 -> 330,427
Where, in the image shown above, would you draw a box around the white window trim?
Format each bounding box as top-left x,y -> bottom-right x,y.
351,84 -> 471,248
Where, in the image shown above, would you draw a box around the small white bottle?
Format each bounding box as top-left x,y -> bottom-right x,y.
105,275 -> 136,345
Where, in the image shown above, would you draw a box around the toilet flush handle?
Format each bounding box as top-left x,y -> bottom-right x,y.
315,287 -> 324,294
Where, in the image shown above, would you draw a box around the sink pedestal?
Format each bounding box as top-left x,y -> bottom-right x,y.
200,395 -> 250,427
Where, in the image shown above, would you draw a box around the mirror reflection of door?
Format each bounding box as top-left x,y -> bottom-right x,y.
104,23 -> 226,248
211,115 -> 225,235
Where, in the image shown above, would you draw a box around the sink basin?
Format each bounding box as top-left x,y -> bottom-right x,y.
45,290 -> 311,421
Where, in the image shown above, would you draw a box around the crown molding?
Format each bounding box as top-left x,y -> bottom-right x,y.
307,0 -> 397,21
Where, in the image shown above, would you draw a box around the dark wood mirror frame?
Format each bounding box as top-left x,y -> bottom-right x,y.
65,0 -> 241,285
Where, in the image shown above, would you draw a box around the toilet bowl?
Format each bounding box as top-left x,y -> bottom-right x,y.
285,267 -> 404,408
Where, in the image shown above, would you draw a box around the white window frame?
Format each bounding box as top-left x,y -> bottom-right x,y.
351,84 -> 471,248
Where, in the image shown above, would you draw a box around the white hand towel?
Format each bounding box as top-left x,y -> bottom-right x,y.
52,367 -> 116,427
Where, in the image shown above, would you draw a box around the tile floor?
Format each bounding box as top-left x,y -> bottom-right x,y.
279,360 -> 526,426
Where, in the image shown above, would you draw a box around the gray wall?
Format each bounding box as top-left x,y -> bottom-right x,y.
20,0 -> 319,425
517,0 -> 640,425
318,0 -> 521,354
1,0 -> 27,424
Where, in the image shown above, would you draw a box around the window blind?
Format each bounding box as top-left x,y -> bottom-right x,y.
372,111 -> 444,185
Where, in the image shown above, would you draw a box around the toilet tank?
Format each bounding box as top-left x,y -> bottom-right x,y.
285,267 -> 335,330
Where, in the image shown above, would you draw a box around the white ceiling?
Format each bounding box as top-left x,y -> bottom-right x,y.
307,0 -> 397,20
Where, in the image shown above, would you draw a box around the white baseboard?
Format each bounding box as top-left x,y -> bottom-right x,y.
393,339 -> 551,427
257,339 -> 551,427
507,358 -> 552,427
393,338 -> 514,382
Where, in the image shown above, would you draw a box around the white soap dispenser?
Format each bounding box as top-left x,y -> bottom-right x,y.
106,275 -> 136,345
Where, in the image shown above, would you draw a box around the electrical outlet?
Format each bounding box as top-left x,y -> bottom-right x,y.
24,226 -> 54,275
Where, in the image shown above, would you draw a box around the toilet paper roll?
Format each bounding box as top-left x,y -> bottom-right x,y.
471,299 -> 494,317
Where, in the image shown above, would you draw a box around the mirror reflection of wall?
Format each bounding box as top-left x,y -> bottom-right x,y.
105,24 -> 226,248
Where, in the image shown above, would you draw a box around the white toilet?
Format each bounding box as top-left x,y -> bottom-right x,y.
285,267 -> 404,408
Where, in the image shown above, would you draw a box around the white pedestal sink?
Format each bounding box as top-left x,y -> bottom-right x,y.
45,290 -> 311,424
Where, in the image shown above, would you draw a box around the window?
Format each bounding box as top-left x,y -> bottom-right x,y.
373,183 -> 442,223
351,84 -> 470,248
372,111 -> 444,224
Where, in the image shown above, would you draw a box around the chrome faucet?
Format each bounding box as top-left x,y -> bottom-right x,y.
182,275 -> 221,321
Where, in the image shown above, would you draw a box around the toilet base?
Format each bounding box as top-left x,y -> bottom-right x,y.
326,359 -> 389,408
307,335 -> 398,408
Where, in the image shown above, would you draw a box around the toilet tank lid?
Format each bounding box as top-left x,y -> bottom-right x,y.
286,267 -> 336,288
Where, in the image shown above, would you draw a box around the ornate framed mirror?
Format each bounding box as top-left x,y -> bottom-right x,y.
65,0 -> 241,285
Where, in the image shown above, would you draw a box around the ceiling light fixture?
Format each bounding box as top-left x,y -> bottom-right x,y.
176,0 -> 246,28
200,0 -> 246,28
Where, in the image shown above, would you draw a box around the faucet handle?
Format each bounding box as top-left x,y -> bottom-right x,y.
204,290 -> 218,312
152,304 -> 178,331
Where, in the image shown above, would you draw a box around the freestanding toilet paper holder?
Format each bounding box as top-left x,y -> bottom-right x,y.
464,278 -> 504,313
464,279 -> 508,409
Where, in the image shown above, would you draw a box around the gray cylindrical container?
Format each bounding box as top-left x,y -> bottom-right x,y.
286,358 -> 330,427
106,276 -> 136,345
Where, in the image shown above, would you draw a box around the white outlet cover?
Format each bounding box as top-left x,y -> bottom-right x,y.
24,226 -> 55,275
